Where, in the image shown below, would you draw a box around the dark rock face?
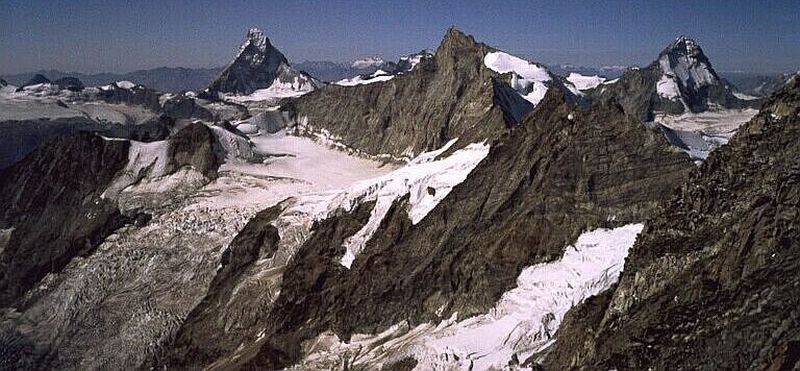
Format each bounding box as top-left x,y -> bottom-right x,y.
285,28 -> 522,159
158,87 -> 692,369
97,82 -> 161,111
161,94 -> 214,120
166,122 -> 222,177
0,132 -> 132,307
0,117 -> 103,169
53,77 -> 85,92
592,36 -> 758,121
543,76 -> 800,370
206,28 -> 318,96
0,78 -> 7,87
16,74 -> 51,91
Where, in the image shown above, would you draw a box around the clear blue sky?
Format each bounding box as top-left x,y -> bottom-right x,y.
1,0 -> 798,75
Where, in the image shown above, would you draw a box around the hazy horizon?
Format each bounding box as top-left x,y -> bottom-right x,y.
1,0 -> 798,76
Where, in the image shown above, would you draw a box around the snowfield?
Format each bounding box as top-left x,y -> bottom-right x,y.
484,51 -> 552,106
653,108 -> 758,161
291,223 -> 644,370
336,70 -> 395,86
566,72 -> 606,90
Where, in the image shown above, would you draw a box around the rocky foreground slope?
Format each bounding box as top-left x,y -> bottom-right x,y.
541,76 -> 800,370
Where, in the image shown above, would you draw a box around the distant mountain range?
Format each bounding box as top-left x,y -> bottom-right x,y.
2,67 -> 221,93
3,64 -> 794,97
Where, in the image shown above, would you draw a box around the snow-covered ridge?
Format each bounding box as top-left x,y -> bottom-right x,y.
338,138 -> 490,268
292,223 -> 644,370
484,51 -> 552,106
566,72 -> 606,90
335,69 -> 395,86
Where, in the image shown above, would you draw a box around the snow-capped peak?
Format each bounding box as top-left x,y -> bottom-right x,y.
658,35 -> 718,91
243,27 -> 269,53
352,57 -> 385,69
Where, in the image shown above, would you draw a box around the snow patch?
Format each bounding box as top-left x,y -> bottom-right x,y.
657,75 -> 681,100
566,73 -> 606,90
484,51 -> 552,106
293,224 -> 644,370
338,139 -> 490,268
226,76 -> 315,102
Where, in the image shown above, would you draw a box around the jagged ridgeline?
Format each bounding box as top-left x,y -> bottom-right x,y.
282,27 -> 581,160
542,76 -> 800,370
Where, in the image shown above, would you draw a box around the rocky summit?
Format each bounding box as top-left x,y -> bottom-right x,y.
204,28 -> 320,97
592,36 -> 759,121
0,5 -> 798,370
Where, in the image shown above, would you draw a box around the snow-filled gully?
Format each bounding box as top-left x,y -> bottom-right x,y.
291,223 -> 644,370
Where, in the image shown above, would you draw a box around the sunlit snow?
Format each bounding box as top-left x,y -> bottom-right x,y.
292,224 -> 645,370
484,51 -> 552,106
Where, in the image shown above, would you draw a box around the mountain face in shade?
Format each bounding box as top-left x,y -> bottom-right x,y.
541,75 -> 800,370
592,36 -> 758,121
204,28 -> 319,96
53,77 -> 85,92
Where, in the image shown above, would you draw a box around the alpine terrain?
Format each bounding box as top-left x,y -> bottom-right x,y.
0,7 -> 797,371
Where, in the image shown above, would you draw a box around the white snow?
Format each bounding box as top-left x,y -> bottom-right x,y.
656,74 -> 681,100
654,108 -> 758,161
352,57 -> 385,69
226,76 -> 315,102
566,73 -> 606,90
484,51 -> 552,106
338,138 -> 490,268
336,69 -> 396,86
236,123 -> 259,135
733,92 -> 760,101
114,81 -> 137,90
603,78 -> 620,85
292,224 -> 645,370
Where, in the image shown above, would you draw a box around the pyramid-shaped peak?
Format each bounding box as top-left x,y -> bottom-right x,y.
663,35 -> 705,58
242,27 -> 270,53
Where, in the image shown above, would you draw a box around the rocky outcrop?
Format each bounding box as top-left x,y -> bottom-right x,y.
592,36 -> 759,121
161,94 -> 214,120
542,76 -> 800,370
204,28 -> 319,96
53,77 -> 84,92
97,82 -> 161,111
166,121 -> 222,178
0,132 -> 132,307
157,84 -> 693,369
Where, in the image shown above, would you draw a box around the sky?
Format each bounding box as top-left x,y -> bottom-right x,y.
1,0 -> 798,75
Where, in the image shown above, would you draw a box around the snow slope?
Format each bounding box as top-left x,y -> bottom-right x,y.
339,138 -> 490,268
566,73 -> 606,90
484,51 -> 552,106
292,224 -> 644,370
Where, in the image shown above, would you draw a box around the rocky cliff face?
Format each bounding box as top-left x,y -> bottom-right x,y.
205,28 -> 319,96
542,76 -> 800,370
593,36 -> 759,121
284,28 -> 536,160
0,133 -> 132,307
157,85 -> 693,369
